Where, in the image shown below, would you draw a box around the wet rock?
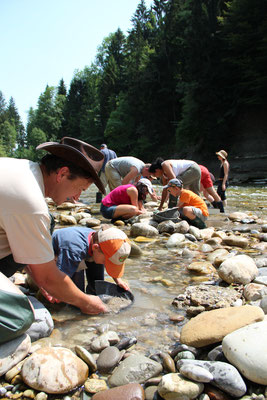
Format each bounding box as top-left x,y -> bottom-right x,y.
259,295 -> 267,313
175,220 -> 190,234
172,284 -> 242,313
130,223 -> 159,238
207,345 -> 224,361
243,283 -> 267,301
189,226 -> 201,240
175,351 -> 195,361
218,254 -> 258,284
204,383 -> 235,400
84,378 -> 107,394
177,359 -> 246,397
222,320 -> 267,385
185,233 -> 197,242
75,345 -> 97,373
21,347 -> 88,394
59,214 -> 77,225
80,217 -> 101,227
108,354 -> 163,387
222,235 -> 249,248
144,385 -> 158,400
159,352 -> 176,373
90,331 -> 120,352
157,373 -> 204,400
228,212 -> 250,222
179,364 -> 213,383
256,259 -> 267,268
199,244 -> 214,253
207,249 -> 229,264
91,383 -> 145,399
182,248 -> 194,258
0,334 -> 31,376
158,220 -> 176,234
96,346 -> 122,373
129,241 -> 143,257
115,337 -> 137,351
166,233 -> 185,247
180,305 -> 264,347
187,261 -> 217,275
200,228 -> 215,240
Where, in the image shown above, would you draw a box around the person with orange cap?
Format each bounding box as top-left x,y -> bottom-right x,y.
51,226 -> 131,296
216,149 -> 230,207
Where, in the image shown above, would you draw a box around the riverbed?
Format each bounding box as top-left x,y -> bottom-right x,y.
50,185 -> 267,356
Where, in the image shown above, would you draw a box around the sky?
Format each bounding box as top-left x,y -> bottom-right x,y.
0,0 -> 153,126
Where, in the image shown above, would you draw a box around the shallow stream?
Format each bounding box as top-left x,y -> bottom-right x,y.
50,185 -> 267,355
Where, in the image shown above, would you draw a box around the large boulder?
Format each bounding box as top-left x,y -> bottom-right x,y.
180,305 -> 264,347
218,254 -> 258,284
21,347 -> 88,394
222,320 -> 267,385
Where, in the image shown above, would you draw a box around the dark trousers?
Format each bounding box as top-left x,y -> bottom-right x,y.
0,254 -> 26,278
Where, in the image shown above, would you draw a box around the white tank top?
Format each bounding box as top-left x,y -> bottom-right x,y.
169,159 -> 195,176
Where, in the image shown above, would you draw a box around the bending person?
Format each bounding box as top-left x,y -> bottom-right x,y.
149,158 -> 201,209
52,226 -> 131,295
101,178 -> 154,222
216,150 -> 230,206
105,156 -> 151,191
199,164 -> 224,213
0,137 -> 109,322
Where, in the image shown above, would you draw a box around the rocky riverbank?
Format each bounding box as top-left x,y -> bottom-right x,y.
1,200 -> 267,400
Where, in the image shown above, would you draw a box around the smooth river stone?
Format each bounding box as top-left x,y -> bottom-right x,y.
0,334 -> 31,376
180,305 -> 264,347
21,347 -> 88,394
96,346 -> 122,373
222,320 -> 267,385
218,254 -> 258,284
91,383 -> 145,400
177,359 -> 246,397
108,354 -> 163,387
157,373 -> 204,400
179,364 -> 213,383
166,233 -> 185,247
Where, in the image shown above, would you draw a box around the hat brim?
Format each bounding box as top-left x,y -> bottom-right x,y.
37,142 -> 105,194
105,259 -> 125,279
216,151 -> 226,160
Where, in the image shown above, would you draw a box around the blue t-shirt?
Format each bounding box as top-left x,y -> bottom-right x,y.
101,148 -> 117,172
52,227 -> 94,277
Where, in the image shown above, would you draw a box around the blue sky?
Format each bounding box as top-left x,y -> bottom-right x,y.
0,0 -> 153,126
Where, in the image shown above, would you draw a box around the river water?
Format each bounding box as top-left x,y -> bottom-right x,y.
50,185 -> 267,355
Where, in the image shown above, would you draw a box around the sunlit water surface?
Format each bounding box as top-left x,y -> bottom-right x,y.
51,185 -> 267,355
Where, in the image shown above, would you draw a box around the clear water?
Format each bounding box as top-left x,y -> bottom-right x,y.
51,185 -> 267,355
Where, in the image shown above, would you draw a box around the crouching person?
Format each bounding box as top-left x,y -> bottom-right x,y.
164,178 -> 209,229
52,226 -> 131,295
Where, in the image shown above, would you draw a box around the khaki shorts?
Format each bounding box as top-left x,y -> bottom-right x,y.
105,162 -> 122,191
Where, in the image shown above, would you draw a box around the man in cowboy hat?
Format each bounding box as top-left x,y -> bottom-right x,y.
0,137 -> 109,342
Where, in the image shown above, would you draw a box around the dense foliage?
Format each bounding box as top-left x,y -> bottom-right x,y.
1,0 -> 266,162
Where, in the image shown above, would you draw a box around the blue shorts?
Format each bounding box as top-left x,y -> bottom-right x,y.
100,203 -> 117,219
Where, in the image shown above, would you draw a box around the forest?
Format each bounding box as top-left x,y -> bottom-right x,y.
0,0 -> 267,163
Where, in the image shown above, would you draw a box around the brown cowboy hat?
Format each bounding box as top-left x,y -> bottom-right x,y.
36,137 -> 105,194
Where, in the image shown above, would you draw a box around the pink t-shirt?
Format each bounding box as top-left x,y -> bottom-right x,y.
102,184 -> 134,207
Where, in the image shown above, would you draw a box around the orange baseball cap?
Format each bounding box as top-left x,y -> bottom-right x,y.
98,228 -> 131,278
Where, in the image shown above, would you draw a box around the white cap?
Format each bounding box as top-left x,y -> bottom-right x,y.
138,178 -> 153,194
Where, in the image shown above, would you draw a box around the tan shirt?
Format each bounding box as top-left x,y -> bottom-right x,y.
0,158 -> 54,264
